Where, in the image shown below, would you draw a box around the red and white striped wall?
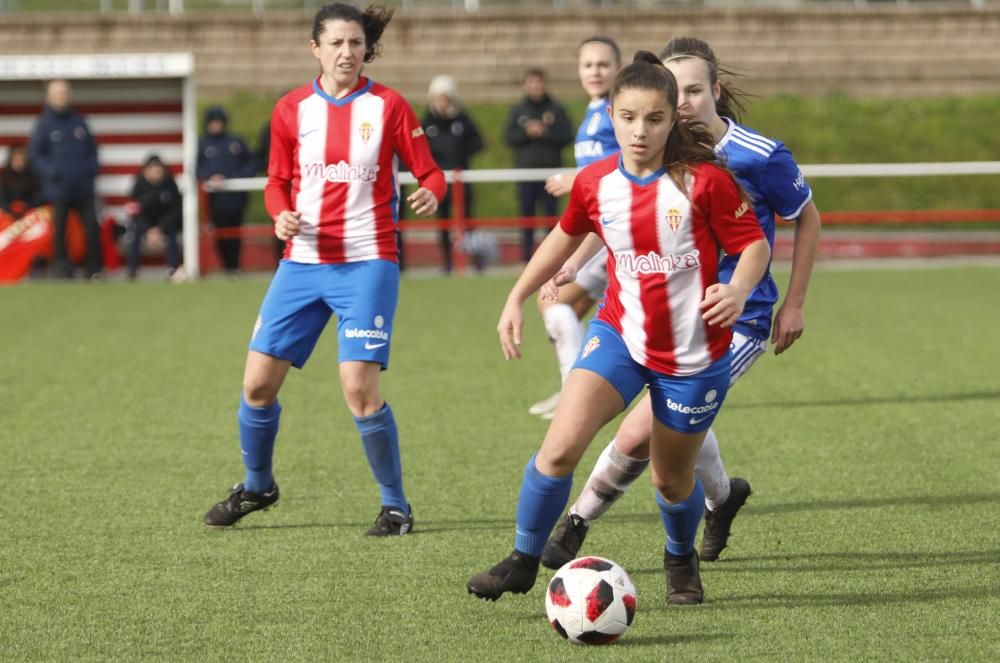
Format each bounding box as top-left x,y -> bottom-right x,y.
0,54 -> 200,276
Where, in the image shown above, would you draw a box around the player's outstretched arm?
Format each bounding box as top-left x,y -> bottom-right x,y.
701,238 -> 771,328
773,200 -> 821,355
539,232 -> 604,301
499,226 -> 586,360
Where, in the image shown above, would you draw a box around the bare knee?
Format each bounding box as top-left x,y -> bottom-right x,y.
653,471 -> 695,504
242,379 -> 278,407
536,446 -> 577,477
340,376 -> 382,416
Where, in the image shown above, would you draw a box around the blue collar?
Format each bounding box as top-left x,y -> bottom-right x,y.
617,154 -> 666,186
312,77 -> 374,106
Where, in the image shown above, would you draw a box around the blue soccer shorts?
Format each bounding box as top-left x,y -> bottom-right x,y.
729,326 -> 769,387
249,259 -> 399,370
572,320 -> 732,433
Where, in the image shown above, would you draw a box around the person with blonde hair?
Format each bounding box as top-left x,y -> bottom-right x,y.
421,74 -> 483,272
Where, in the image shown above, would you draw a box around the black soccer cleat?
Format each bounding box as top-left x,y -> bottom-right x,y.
699,477 -> 752,562
365,505 -> 414,536
540,513 -> 590,570
665,550 -> 703,605
467,551 -> 540,601
204,482 -> 279,528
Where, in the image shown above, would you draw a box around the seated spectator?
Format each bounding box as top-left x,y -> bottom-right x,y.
0,145 -> 43,218
124,155 -> 181,280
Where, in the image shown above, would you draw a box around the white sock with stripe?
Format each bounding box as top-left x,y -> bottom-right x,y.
542,303 -> 583,383
697,429 -> 732,511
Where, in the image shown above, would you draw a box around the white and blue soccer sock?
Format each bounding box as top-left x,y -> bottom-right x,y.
238,395 -> 281,493
655,476 -> 705,558
514,453 -> 573,557
354,403 -> 408,513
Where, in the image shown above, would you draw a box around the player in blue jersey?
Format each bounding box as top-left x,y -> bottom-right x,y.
528,36 -> 622,420
539,35 -> 823,569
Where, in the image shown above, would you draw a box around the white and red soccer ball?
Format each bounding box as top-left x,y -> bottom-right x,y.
544,556 -> 637,645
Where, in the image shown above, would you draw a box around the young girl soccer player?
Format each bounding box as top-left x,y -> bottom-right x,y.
540,36 -> 822,568
528,36 -> 622,420
204,3 -> 445,535
467,51 -> 770,605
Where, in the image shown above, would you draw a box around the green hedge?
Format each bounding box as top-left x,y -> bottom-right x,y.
203,92 -> 1000,227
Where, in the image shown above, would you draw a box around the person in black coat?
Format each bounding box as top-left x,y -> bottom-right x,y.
28,79 -> 103,279
502,68 -> 573,263
422,75 -> 484,272
0,144 -> 43,218
197,106 -> 257,274
124,155 -> 182,280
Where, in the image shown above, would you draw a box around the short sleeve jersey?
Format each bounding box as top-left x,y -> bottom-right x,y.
573,99 -> 619,168
266,77 -> 444,264
560,155 -> 765,376
716,119 -> 813,338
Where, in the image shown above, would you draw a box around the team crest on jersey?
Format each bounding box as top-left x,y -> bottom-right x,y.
359,122 -> 374,144
666,208 -> 683,233
582,335 -> 600,359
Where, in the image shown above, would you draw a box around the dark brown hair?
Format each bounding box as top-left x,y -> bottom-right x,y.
312,3 -> 394,64
660,36 -> 748,123
611,51 -> 721,195
578,35 -> 621,64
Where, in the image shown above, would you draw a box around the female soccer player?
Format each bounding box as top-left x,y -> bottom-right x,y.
203,3 -> 445,536
467,51 -> 770,605
528,36 -> 621,420
540,36 -> 822,568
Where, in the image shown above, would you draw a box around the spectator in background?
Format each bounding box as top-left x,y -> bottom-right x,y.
0,144 -> 43,218
502,68 -> 573,263
422,74 -> 483,273
197,106 -> 256,275
124,155 -> 181,281
28,79 -> 103,279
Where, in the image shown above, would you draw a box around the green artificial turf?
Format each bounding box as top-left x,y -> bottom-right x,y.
2,265 -> 998,660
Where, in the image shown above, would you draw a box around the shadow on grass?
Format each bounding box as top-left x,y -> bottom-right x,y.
711,583 -> 1000,609
515,612 -> 733,647
630,550 -> 1000,576
230,517 -> 515,533
617,632 -> 733,648
727,389 -> 1000,411
600,492 -> 1000,525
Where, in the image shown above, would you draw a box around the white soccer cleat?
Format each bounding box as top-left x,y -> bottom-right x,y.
529,392 -> 561,416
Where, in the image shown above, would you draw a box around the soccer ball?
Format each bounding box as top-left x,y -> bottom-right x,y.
544,556 -> 637,645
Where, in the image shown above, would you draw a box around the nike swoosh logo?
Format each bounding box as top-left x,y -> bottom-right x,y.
599,216 -> 613,226
364,341 -> 387,350
299,128 -> 318,138
689,414 -> 713,425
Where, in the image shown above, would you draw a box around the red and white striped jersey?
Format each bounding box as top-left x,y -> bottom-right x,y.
560,156 -> 764,376
265,77 -> 445,264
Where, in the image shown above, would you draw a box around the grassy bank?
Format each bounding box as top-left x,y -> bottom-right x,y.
203,92 -> 1000,225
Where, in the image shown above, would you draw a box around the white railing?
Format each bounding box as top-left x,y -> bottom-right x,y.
209,161 -> 1000,192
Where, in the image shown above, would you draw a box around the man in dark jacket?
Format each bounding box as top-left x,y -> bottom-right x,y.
28,79 -> 103,279
197,106 -> 256,275
422,75 -> 484,272
502,68 -> 573,263
124,155 -> 182,280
